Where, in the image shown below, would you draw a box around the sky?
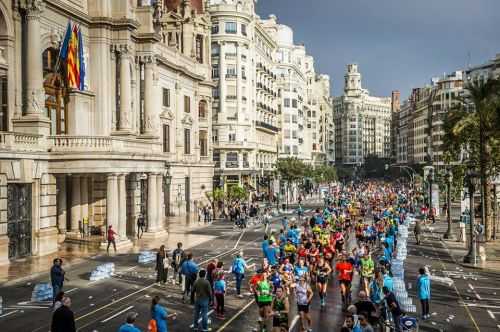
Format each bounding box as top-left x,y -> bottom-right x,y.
256,0 -> 500,99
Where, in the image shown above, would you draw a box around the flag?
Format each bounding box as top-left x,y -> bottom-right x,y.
67,24 -> 80,89
77,26 -> 85,90
56,22 -> 72,72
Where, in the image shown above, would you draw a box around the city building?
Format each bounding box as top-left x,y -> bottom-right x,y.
334,64 -> 393,166
396,71 -> 464,171
465,53 -> 500,84
0,0 -> 214,264
310,74 -> 334,166
208,0 -> 280,197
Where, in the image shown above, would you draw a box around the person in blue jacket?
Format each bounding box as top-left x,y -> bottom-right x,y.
382,268 -> 394,292
118,312 -> 141,332
231,252 -> 248,298
151,295 -> 168,332
416,267 -> 431,319
180,252 -> 199,304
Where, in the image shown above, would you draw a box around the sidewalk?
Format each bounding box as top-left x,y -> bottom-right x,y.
425,218 -> 500,272
0,213 -> 218,285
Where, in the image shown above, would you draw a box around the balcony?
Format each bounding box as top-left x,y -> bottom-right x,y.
0,132 -> 44,152
243,161 -> 250,168
226,95 -> 237,100
255,121 -> 279,133
225,161 -> 239,168
48,135 -> 162,154
225,74 -> 237,79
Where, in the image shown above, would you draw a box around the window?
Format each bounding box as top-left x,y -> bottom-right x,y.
43,48 -> 67,134
227,85 -> 237,99
212,129 -> 219,143
242,66 -> 246,79
211,23 -> 219,34
293,146 -> 298,155
292,99 -> 298,108
184,129 -> 191,154
284,145 -> 291,154
162,124 -> 170,153
211,43 -> 220,56
212,65 -> 219,78
284,129 -> 290,139
284,98 -> 290,107
225,22 -> 237,34
199,130 -> 208,157
241,24 -> 247,36
226,65 -> 237,77
284,114 -> 290,123
213,87 -> 220,98
162,88 -> 170,107
229,133 -> 236,142
199,100 -> 208,119
292,130 -> 297,139
184,95 -> 190,113
292,115 -> 297,123
195,35 -> 203,64
0,71 -> 7,131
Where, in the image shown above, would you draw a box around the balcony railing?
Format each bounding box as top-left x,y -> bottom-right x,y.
48,136 -> 162,154
225,161 -> 239,168
255,121 -> 279,133
0,132 -> 44,152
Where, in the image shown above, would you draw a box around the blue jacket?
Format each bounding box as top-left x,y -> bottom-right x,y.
264,246 -> 278,265
214,279 -> 226,293
383,274 -> 394,292
180,260 -> 199,276
50,265 -> 64,286
232,257 -> 246,274
152,304 -> 168,332
369,280 -> 383,304
417,274 -> 431,300
118,323 -> 142,332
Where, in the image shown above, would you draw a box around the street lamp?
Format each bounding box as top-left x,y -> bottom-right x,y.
463,169 -> 480,264
276,175 -> 281,211
164,166 -> 172,217
443,170 -> 454,239
427,168 -> 434,214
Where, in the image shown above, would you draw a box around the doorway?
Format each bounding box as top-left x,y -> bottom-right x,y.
7,183 -> 32,259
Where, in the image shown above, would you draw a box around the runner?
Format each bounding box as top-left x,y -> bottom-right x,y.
314,256 -> 332,307
255,270 -> 273,332
271,286 -> 289,332
293,275 -> 313,332
336,252 -> 354,310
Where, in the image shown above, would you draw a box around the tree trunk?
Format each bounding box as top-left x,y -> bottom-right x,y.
479,125 -> 491,240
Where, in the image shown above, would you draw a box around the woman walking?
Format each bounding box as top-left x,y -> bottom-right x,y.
156,245 -> 169,285
417,267 -> 431,319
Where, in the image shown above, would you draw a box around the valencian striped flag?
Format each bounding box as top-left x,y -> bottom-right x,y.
58,21 -> 86,90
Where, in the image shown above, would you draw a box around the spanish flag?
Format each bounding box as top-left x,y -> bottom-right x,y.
58,21 -> 85,90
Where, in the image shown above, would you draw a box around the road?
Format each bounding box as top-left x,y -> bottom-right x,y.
0,208 -> 347,332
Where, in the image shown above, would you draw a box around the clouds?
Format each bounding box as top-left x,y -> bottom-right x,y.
256,0 -> 500,98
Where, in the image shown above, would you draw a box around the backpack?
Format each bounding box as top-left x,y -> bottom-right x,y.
148,319 -> 157,332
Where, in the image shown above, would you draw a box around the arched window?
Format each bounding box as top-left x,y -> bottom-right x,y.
43,47 -> 67,135
198,100 -> 207,119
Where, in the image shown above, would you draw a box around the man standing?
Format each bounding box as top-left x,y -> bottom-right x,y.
51,258 -> 65,304
416,267 -> 431,320
51,296 -> 76,332
136,214 -> 145,239
192,270 -> 212,332
107,225 -> 117,253
181,252 -> 199,304
383,286 -> 402,331
172,242 -> 185,284
414,219 -> 422,245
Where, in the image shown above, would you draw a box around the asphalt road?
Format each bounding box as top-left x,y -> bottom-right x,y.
0,208 -> 349,332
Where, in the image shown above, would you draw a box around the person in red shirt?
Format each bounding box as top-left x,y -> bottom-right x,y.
249,270 -> 265,303
107,225 -> 117,253
336,253 -> 353,308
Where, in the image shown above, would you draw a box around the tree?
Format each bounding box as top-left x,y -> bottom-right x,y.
226,185 -> 248,204
443,78 -> 500,240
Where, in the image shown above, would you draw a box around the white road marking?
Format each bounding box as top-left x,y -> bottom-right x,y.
234,230 -> 246,249
463,303 -> 500,309
215,300 -> 255,332
488,310 -> 495,319
468,283 -> 475,290
17,301 -> 52,305
472,286 -> 500,290
65,287 -> 79,294
6,305 -> 48,309
0,310 -> 19,318
100,305 -> 134,323
289,314 -> 300,331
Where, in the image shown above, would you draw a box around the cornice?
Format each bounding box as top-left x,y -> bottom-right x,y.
44,0 -> 91,25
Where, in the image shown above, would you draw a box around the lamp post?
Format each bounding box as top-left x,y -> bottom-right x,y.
443,170 -> 454,239
164,166 -> 172,217
276,175 -> 281,212
427,168 -> 434,214
464,170 -> 479,265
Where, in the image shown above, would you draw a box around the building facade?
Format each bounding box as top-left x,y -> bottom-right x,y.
334,64 -> 392,166
0,0 -> 214,264
208,0 -> 279,196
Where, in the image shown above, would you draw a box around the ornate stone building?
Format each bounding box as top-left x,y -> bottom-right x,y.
0,0 -> 214,264
208,0 -> 279,196
334,64 -> 392,166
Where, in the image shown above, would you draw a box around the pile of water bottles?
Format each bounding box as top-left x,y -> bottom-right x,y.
138,251 -> 157,264
89,262 -> 115,281
31,282 -> 53,301
392,217 -> 417,313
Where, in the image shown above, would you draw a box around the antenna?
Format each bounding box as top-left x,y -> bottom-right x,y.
467,51 -> 471,69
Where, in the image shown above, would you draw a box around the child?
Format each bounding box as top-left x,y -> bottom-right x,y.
213,271 -> 226,319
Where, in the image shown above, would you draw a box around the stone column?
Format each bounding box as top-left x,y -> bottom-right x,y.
80,176 -> 89,230
56,176 -> 67,235
25,0 -> 45,116
70,175 -> 81,233
117,173 -> 127,239
143,56 -> 155,136
118,46 -> 132,132
156,174 -> 164,228
147,173 -> 157,232
106,174 -> 118,232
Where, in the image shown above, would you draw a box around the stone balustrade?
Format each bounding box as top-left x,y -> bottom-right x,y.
0,132 -> 44,151
48,135 -> 162,154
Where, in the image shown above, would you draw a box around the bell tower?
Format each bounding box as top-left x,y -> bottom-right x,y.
344,64 -> 362,95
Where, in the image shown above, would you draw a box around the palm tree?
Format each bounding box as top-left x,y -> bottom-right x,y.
444,78 -> 500,240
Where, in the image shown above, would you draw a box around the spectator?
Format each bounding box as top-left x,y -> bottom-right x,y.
354,290 -> 378,326
150,295 -> 169,332
358,313 -> 374,332
192,270 -> 213,332
213,271 -> 226,319
51,296 -> 76,332
156,245 -> 169,285
53,291 -> 65,312
414,219 -> 422,245
180,252 -> 199,304
231,252 -> 248,298
107,225 -> 117,253
51,258 -> 65,304
136,214 -> 145,239
383,286 -> 402,332
118,312 -> 141,332
172,242 -> 185,284
417,267 -> 431,319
